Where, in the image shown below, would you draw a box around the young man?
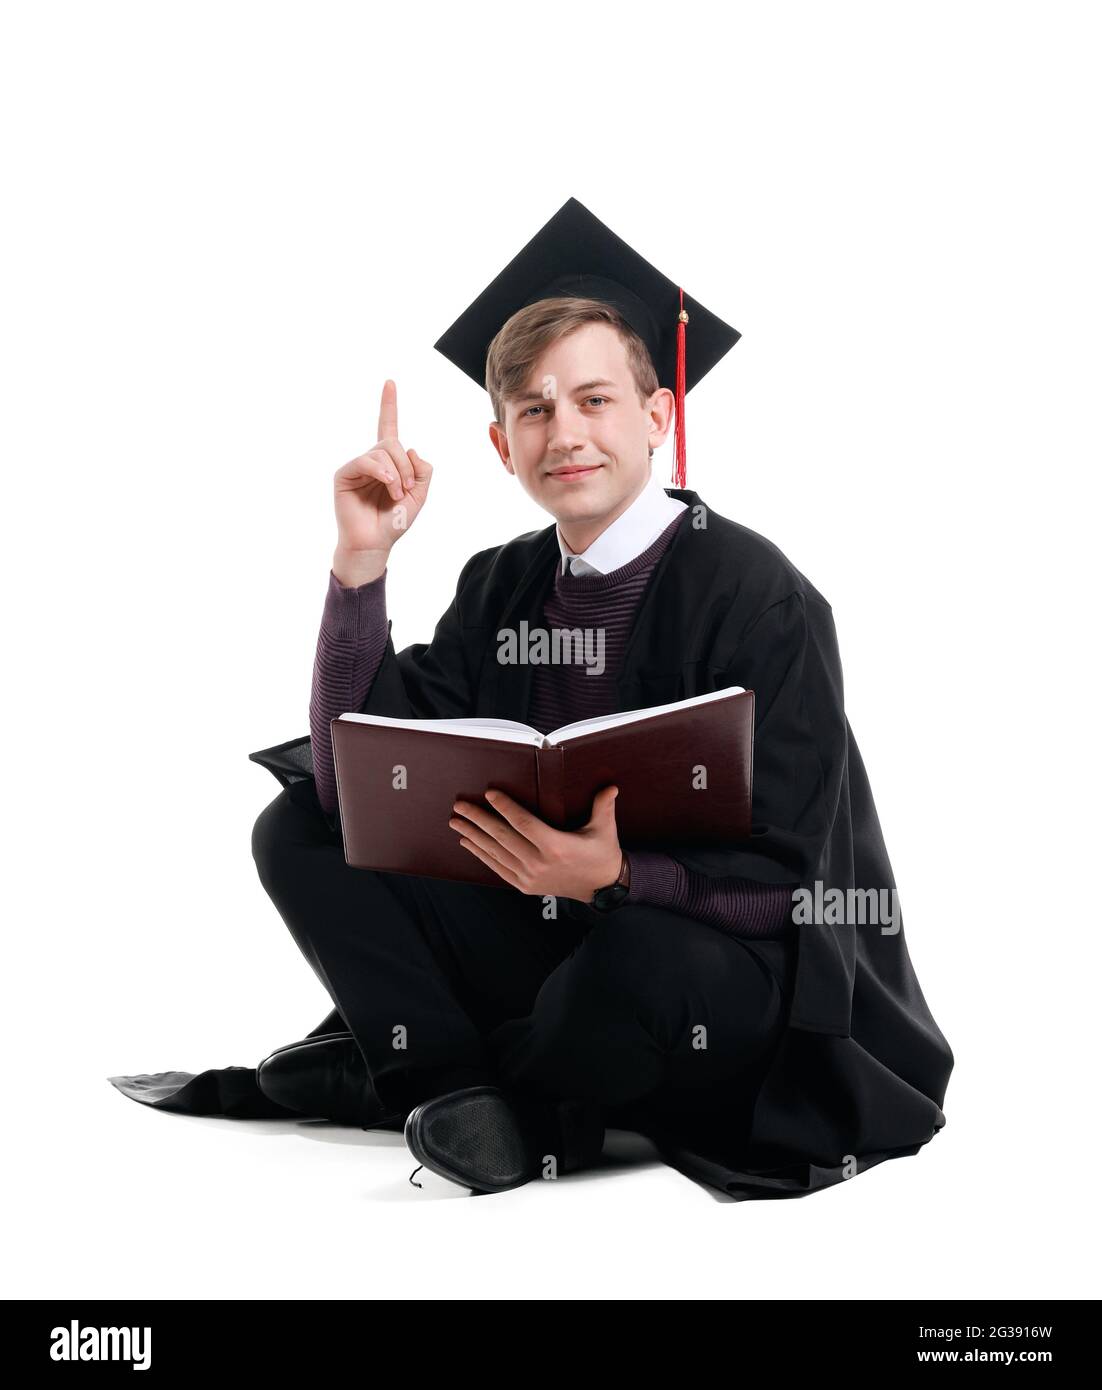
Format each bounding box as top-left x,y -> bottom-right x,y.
110,199 -> 954,1200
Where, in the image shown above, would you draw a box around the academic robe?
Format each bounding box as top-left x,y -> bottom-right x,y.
110,487 -> 954,1200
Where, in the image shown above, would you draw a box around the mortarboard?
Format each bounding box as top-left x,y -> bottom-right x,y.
433,196 -> 741,488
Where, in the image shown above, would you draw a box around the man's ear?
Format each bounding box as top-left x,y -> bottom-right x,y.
488,420 -> 515,476
647,386 -> 675,455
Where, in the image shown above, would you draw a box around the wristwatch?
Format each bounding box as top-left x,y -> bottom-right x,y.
590,853 -> 631,912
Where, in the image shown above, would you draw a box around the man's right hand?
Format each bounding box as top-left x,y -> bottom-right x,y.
332,379 -> 432,586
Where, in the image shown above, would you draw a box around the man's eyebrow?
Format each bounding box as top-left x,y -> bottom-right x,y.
511,379 -> 619,405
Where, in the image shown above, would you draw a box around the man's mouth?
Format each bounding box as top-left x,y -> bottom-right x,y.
547,464 -> 602,481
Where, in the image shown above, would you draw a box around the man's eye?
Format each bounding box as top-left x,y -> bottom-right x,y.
524,397 -> 606,417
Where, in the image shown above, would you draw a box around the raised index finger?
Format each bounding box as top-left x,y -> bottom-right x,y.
377,378 -> 398,442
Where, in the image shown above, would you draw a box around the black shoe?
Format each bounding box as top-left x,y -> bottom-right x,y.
403,1085 -> 605,1194
257,1032 -> 404,1130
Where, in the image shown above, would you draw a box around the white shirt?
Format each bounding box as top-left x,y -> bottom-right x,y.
556,484 -> 688,577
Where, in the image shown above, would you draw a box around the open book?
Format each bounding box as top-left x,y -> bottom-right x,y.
331,686 -> 754,888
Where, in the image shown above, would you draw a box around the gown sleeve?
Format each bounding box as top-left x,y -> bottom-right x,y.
670,587 -> 856,1034
674,587 -> 847,888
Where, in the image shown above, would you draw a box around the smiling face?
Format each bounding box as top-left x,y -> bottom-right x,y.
488,321 -> 675,550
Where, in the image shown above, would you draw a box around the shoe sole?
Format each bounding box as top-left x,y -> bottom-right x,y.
403,1087 -> 535,1194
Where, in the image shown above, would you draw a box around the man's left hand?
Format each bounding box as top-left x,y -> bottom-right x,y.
448,786 -> 623,902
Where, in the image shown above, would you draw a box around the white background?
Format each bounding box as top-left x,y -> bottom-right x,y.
2,0 -> 1098,1301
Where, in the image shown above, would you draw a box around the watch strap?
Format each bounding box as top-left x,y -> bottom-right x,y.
590,853 -> 630,911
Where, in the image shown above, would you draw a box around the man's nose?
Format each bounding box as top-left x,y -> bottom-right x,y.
546,408 -> 589,454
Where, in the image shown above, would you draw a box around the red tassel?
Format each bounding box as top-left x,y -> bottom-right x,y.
673,286 -> 687,488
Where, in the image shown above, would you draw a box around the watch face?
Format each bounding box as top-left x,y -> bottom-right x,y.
592,883 -> 629,912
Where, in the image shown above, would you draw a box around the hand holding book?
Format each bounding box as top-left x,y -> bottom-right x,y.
331,686 -> 754,889
448,785 -> 624,901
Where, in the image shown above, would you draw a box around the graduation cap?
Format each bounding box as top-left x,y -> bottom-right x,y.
433,196 -> 741,488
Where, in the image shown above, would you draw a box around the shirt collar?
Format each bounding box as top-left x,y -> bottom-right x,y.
556,485 -> 688,578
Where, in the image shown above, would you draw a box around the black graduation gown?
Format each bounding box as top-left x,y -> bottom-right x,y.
110,487 -> 954,1200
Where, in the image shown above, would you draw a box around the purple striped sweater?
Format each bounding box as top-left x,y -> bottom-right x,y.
309,514 -> 794,940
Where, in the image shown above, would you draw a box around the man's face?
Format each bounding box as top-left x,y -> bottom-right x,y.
489,322 -> 674,528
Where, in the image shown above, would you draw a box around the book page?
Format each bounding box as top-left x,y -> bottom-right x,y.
545,686 -> 746,745
337,712 -> 544,746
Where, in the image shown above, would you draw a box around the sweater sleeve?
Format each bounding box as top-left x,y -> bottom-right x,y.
309,568 -> 390,817
624,850 -> 794,939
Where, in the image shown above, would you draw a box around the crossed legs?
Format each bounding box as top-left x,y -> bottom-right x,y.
251,778 -> 792,1139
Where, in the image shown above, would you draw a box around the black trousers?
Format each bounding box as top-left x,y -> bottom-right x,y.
251,777 -> 796,1145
